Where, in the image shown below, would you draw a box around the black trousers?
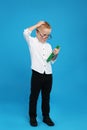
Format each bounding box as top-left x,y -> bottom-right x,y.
29,70 -> 52,118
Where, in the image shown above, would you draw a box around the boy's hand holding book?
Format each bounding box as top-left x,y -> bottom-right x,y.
53,47 -> 60,55
46,45 -> 60,62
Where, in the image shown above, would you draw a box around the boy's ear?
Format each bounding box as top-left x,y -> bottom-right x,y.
36,29 -> 38,35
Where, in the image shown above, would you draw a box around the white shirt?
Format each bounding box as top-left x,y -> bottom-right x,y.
23,28 -> 53,74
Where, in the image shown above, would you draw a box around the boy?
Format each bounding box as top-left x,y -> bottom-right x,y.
23,21 -> 60,126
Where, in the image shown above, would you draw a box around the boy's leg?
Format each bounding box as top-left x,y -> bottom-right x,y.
29,71 -> 41,118
41,74 -> 55,126
41,74 -> 52,117
29,70 -> 41,126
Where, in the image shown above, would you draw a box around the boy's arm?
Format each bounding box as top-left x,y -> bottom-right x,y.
23,21 -> 45,43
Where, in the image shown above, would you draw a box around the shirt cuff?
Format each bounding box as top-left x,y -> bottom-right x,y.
24,28 -> 32,34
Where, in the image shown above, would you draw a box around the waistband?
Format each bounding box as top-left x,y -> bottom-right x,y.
32,70 -> 52,76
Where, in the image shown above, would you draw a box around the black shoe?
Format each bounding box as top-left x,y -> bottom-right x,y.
30,117 -> 38,126
43,116 -> 55,126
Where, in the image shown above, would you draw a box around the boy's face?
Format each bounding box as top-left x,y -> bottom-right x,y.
36,27 -> 51,43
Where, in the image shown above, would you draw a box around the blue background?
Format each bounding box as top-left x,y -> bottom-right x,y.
0,0 -> 87,129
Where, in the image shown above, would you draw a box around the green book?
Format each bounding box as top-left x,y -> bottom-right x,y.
46,45 -> 60,62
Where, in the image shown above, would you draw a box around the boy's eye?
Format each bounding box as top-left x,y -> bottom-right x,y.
36,29 -> 52,39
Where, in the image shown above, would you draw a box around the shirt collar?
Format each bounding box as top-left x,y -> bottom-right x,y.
35,37 -> 46,45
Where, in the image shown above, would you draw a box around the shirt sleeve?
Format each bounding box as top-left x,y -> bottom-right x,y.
23,28 -> 32,47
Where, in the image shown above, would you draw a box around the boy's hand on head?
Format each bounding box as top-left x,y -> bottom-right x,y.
36,21 -> 45,28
